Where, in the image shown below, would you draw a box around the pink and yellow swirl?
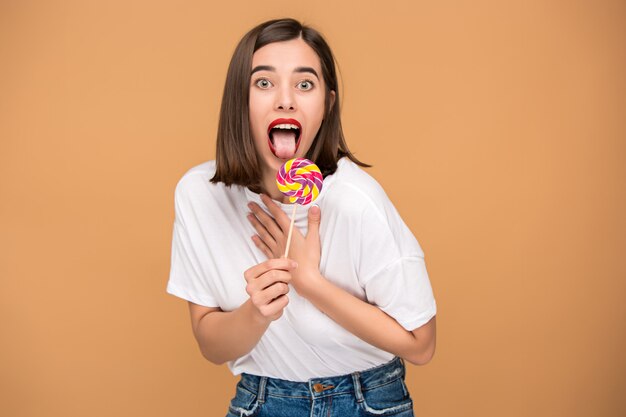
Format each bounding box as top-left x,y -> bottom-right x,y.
276,158 -> 323,205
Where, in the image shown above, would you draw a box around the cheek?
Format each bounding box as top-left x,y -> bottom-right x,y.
249,92 -> 275,130
303,95 -> 326,134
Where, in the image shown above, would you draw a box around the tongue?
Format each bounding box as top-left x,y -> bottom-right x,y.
272,130 -> 297,159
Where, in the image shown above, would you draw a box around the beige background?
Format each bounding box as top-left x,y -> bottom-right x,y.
1,0 -> 625,416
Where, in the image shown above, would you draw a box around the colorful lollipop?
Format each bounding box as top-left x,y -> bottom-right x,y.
276,158 -> 324,257
276,158 -> 323,205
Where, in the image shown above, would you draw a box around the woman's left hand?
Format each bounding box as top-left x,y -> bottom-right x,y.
247,194 -> 323,297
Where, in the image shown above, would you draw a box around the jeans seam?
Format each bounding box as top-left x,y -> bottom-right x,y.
360,399 -> 413,416
362,376 -> 405,392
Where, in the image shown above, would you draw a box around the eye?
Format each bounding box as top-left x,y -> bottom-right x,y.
297,80 -> 314,91
255,78 -> 273,89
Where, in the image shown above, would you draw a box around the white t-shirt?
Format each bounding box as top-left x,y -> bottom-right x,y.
166,158 -> 437,381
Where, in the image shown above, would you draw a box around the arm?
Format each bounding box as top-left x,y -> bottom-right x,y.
301,272 -> 436,365
248,195 -> 437,365
188,301 -> 268,365
188,258 -> 296,364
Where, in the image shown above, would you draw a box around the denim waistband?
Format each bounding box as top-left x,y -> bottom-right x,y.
239,356 -> 406,400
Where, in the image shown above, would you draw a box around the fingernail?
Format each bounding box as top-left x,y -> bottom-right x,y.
291,261 -> 298,268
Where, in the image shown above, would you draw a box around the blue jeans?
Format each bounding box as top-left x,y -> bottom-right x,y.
226,356 -> 414,417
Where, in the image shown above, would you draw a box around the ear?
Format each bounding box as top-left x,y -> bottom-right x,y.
329,90 -> 336,110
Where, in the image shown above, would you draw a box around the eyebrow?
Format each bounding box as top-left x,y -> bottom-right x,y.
250,65 -> 319,79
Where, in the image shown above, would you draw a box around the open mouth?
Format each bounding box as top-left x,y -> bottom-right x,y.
267,118 -> 302,160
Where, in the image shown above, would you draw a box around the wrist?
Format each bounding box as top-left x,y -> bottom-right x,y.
243,299 -> 272,327
295,269 -> 325,299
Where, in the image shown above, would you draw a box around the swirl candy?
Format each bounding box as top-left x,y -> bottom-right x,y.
276,158 -> 323,205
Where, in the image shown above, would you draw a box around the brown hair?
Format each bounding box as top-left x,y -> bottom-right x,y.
210,18 -> 369,192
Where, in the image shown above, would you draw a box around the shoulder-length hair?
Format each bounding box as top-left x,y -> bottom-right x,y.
210,18 -> 369,192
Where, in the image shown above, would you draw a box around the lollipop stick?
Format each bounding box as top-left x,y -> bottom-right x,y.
283,204 -> 297,258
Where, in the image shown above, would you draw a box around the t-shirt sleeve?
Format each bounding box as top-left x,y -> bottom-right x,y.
166,175 -> 220,307
357,200 -> 437,331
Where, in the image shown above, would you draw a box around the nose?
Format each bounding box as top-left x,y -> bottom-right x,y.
275,85 -> 296,111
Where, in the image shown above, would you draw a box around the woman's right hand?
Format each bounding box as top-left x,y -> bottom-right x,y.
243,258 -> 297,323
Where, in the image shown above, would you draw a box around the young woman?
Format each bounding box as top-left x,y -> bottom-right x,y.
167,18 -> 437,417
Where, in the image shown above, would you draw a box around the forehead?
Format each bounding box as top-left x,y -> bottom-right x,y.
251,38 -> 322,72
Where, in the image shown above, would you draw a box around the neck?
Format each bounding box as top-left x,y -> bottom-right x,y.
260,170 -> 289,203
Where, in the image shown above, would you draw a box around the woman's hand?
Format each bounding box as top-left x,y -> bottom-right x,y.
243,258 -> 296,323
247,194 -> 323,297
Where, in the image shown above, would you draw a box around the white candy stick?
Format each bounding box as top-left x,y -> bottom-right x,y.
283,204 -> 298,258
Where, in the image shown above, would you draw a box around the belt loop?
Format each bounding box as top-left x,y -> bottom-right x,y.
257,377 -> 267,404
351,372 -> 364,403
